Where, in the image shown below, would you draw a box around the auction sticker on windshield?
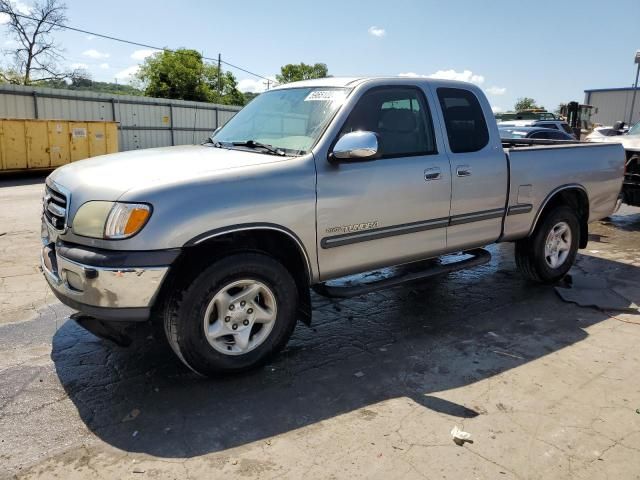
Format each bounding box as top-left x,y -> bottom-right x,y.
304,90 -> 346,102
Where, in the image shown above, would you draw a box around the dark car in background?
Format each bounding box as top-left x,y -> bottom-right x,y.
499,126 -> 576,141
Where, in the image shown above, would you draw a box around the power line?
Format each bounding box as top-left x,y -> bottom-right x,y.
11,12 -> 277,85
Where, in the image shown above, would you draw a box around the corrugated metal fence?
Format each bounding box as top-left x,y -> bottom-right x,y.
0,84 -> 242,151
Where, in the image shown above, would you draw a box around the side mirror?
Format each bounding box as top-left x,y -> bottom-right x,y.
330,131 -> 378,161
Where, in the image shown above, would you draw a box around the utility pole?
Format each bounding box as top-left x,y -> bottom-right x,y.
263,79 -> 271,91
628,51 -> 640,126
217,53 -> 222,96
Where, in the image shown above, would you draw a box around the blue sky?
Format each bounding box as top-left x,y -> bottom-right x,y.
3,0 -> 639,112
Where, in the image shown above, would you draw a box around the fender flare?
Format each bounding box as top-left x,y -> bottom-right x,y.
528,184 -> 589,243
184,222 -> 314,283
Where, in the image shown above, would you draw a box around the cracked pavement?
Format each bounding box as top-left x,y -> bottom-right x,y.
1,175 -> 640,479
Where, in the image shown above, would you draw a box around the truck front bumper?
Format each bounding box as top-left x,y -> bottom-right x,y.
40,239 -> 180,322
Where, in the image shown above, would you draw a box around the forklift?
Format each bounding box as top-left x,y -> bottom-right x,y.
560,102 -> 594,139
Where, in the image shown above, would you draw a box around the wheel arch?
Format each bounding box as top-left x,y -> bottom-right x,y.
168,223 -> 313,325
529,184 -> 590,248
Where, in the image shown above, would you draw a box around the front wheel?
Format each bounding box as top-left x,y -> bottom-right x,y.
515,206 -> 580,283
164,253 -> 299,376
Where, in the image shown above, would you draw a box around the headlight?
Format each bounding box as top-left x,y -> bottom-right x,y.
73,201 -> 152,239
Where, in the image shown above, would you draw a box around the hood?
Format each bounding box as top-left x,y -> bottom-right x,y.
49,144 -> 292,200
599,134 -> 640,151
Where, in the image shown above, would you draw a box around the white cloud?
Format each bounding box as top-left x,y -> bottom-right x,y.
99,63 -> 110,70
82,49 -> 110,59
0,1 -> 32,24
85,35 -> 95,41
486,86 -> 506,95
71,63 -> 89,70
491,106 -> 504,113
368,26 -> 386,38
237,77 -> 276,93
429,69 -> 485,85
130,49 -> 156,61
115,65 -> 140,81
399,69 -> 485,85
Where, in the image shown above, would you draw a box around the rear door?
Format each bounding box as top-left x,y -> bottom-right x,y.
434,86 -> 508,250
316,85 -> 452,279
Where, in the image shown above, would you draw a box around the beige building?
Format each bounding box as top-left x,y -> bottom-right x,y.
584,87 -> 639,126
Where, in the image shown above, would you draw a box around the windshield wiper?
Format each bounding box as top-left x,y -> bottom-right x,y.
231,140 -> 286,156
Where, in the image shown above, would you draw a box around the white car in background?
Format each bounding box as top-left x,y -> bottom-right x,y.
584,123 -> 629,142
589,122 -> 640,207
497,119 -> 576,138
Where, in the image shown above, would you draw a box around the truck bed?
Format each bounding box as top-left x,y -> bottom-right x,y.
501,142 -> 625,241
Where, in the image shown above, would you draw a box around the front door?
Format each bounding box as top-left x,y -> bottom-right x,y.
316,86 -> 452,280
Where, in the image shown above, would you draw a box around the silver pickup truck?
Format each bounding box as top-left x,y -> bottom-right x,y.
40,77 -> 625,376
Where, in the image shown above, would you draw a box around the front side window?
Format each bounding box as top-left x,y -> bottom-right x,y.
213,87 -> 349,154
437,87 -> 489,153
339,87 -> 436,157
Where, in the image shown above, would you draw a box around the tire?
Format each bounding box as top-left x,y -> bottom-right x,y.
515,206 -> 580,284
164,252 -> 299,377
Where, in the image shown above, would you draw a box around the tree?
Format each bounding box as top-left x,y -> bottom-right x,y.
242,91 -> 260,104
514,97 -> 544,111
0,0 -> 69,85
276,63 -> 328,84
137,49 -> 245,105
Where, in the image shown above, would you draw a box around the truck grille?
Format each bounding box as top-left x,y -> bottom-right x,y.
43,183 -> 68,231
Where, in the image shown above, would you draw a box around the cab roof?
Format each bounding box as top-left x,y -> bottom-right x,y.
270,76 -> 480,90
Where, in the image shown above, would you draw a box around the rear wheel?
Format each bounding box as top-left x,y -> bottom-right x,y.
515,206 -> 580,283
164,253 -> 299,376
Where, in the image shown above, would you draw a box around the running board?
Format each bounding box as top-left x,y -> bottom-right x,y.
312,248 -> 491,299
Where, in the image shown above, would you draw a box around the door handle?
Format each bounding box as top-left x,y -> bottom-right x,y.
456,165 -> 472,177
424,167 -> 441,181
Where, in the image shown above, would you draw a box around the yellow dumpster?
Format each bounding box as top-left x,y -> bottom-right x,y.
0,119 -> 118,173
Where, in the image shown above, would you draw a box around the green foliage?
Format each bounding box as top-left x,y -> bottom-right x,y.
0,67 -> 23,85
275,63 -> 329,84
514,97 -> 544,111
137,49 -> 245,105
33,76 -> 143,96
242,91 -> 260,104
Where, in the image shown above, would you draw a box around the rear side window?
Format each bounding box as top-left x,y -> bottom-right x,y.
547,130 -> 571,140
437,88 -> 489,153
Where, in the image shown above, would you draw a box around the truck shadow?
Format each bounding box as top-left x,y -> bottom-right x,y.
600,207 -> 640,232
50,245 -> 640,459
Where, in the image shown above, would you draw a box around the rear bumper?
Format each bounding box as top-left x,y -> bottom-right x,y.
41,240 -> 180,322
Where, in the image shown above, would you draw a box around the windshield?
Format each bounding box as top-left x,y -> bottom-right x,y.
212,87 -> 350,154
628,121 -> 640,136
